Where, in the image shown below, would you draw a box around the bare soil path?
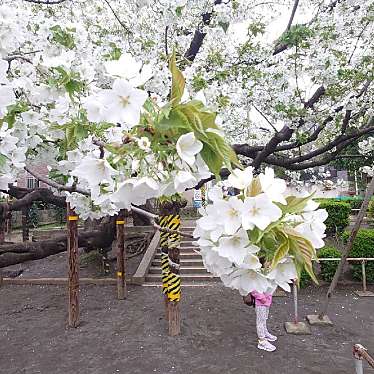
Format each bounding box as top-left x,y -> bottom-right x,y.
1,284 -> 373,374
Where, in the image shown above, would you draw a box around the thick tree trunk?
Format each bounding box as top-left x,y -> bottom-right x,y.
0,222 -> 116,268
320,177 -> 374,317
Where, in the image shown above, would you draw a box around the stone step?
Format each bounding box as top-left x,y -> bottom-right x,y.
142,282 -> 217,287
157,247 -> 199,252
154,252 -> 200,260
145,274 -> 218,282
152,258 -> 203,267
180,241 -> 196,247
148,266 -> 208,274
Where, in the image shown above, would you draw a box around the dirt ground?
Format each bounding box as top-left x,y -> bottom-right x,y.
1,283 -> 373,374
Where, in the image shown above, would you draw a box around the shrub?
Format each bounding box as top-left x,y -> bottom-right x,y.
299,269 -> 312,288
368,200 -> 374,219
347,197 -> 364,210
299,246 -> 341,286
342,229 -> 374,282
317,246 -> 341,282
318,201 -> 351,234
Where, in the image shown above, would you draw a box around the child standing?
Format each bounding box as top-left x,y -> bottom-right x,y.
243,290 -> 277,352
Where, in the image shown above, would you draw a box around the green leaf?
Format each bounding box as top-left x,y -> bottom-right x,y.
218,21 -> 230,33
278,194 -> 314,215
169,49 -> 185,105
50,25 -> 76,49
74,123 -> 88,141
175,6 -> 183,16
0,153 -> 8,169
249,227 -> 262,244
286,227 -> 318,284
271,233 -> 289,268
200,143 -> 223,176
65,126 -> 76,149
246,177 -> 262,197
156,108 -> 192,132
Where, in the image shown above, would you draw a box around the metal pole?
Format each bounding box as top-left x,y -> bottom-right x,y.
355,359 -> 364,374
293,280 -> 298,324
362,260 -> 367,293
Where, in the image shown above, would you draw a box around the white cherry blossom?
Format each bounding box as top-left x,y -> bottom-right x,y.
227,167 -> 253,190
176,132 -> 203,166
242,193 -> 282,231
259,167 -> 287,204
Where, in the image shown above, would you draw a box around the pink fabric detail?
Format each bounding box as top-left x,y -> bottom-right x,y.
250,291 -> 273,307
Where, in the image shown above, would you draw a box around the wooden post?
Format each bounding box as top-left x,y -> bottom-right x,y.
67,203 -> 79,328
116,212 -> 127,300
168,245 -> 181,336
0,206 -> 5,287
362,260 -> 367,293
21,206 -> 30,242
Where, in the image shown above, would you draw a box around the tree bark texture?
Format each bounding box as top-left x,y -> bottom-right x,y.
116,211 -> 127,300
67,204 -> 79,328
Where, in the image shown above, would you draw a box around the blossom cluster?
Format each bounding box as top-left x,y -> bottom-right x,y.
194,167 -> 328,295
0,0 -> 373,218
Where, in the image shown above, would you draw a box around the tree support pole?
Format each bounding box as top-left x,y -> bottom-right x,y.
116,212 -> 127,300
308,177 -> 374,325
167,215 -> 181,336
284,280 -> 310,334
168,245 -> 181,336
67,203 -> 79,328
159,215 -> 171,320
0,205 -> 6,287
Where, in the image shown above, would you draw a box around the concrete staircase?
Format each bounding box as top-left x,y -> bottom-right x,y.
143,226 -> 219,286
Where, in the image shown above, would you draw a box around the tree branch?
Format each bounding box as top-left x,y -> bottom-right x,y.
0,189 -> 66,215
24,166 -> 90,196
265,119 -> 374,170
184,0 -> 222,62
164,26 -> 169,56
286,0 -> 299,32
102,0 -> 131,33
23,0 -> 68,4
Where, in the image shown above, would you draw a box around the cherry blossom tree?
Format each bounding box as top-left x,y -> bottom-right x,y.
0,0 -> 372,270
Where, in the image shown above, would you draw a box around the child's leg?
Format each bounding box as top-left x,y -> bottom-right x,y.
256,305 -> 276,351
255,305 -> 267,339
264,306 -> 277,341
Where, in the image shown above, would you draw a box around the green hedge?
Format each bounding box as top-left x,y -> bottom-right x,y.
334,197 -> 363,209
300,246 -> 341,287
368,200 -> 374,218
317,196 -> 374,210
317,201 -> 351,234
317,246 -> 341,282
342,229 -> 374,282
